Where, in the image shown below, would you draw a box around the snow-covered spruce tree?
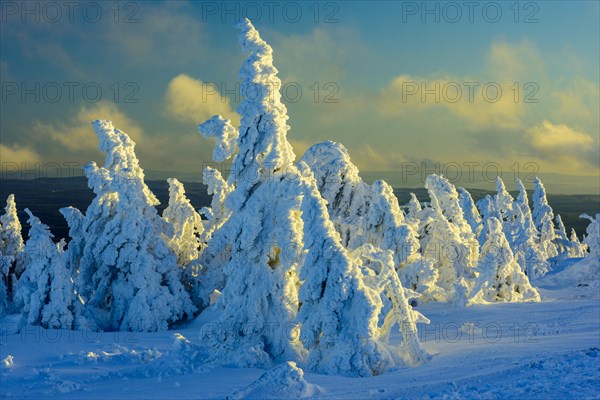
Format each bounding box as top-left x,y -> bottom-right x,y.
424,174 -> 479,262
554,214 -> 575,260
163,178 -> 205,299
581,213 -> 600,257
14,209 -> 74,328
198,18 -> 306,366
532,177 -> 558,259
200,166 -> 233,239
458,187 -> 482,239
420,193 -> 475,303
494,177 -> 518,245
404,193 -> 423,233
301,141 -> 420,273
469,217 -> 540,304
0,194 -> 25,315
164,178 -> 204,267
300,141 -> 371,248
199,19 -> 428,375
569,228 -> 588,258
61,120 -> 195,332
476,194 -> 498,245
512,179 -> 548,278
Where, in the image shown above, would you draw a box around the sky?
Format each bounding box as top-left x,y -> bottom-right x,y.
1,1 -> 599,193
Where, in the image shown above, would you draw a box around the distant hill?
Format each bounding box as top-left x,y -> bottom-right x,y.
0,178 -> 597,241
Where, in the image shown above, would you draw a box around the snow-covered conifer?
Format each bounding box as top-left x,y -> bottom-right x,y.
469,217 -> 540,304
425,175 -> 479,262
14,209 -> 73,328
511,179 -> 548,278
569,228 -> 587,258
0,194 -> 24,314
163,178 -> 204,267
405,193 -> 422,233
198,115 -> 238,162
532,177 -> 558,259
62,120 -> 195,332
581,213 -> 600,257
421,193 -> 476,303
458,187 -> 482,239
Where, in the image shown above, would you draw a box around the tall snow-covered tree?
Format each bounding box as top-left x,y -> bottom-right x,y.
569,228 -> 588,258
532,177 -> 558,259
199,19 -> 428,375
458,187 -> 482,239
581,213 -> 600,257
301,141 -> 420,269
421,193 -> 476,303
404,193 -> 422,233
14,209 -> 73,328
301,141 -> 371,248
199,166 -> 233,240
554,214 -> 575,260
0,194 -> 24,314
61,120 -> 195,332
494,177 -> 518,245
163,178 -> 205,303
476,194 -> 499,246
512,179 -> 548,278
198,18 -> 308,366
425,174 -> 479,263
163,178 -> 204,267
469,217 -> 540,304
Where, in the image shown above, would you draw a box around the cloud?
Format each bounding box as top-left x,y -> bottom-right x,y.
267,27 -> 359,84
0,144 -> 40,164
164,74 -> 239,125
33,102 -> 143,152
378,73 -> 524,130
373,40 -> 553,130
104,3 -> 206,68
486,40 -> 544,82
551,78 -> 600,121
526,120 -> 599,169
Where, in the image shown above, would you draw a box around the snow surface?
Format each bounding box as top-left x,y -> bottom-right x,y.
1,257 -> 598,399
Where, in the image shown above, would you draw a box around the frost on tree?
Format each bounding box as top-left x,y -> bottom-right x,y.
532,177 -> 558,260
425,175 -> 479,263
0,194 -> 25,316
469,217 -> 540,304
301,141 -> 370,248
14,209 -> 74,328
198,19 -> 306,366
568,228 -> 588,258
458,187 -> 482,239
61,120 -> 195,332
512,179 -> 548,278
198,115 -> 238,163
421,193 -> 476,303
581,213 -> 600,257
301,141 -> 419,267
199,19 -> 427,376
493,177 -> 518,246
404,193 -> 423,234
199,166 -> 233,240
163,178 -> 205,301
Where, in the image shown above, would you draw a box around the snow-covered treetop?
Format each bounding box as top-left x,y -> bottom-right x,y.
0,194 -> 23,257
229,18 -> 295,189
581,213 -> 600,257
532,177 -> 554,227
198,115 -> 238,162
494,177 -> 514,216
84,120 -> 159,206
301,141 -> 369,219
24,208 -> 53,241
